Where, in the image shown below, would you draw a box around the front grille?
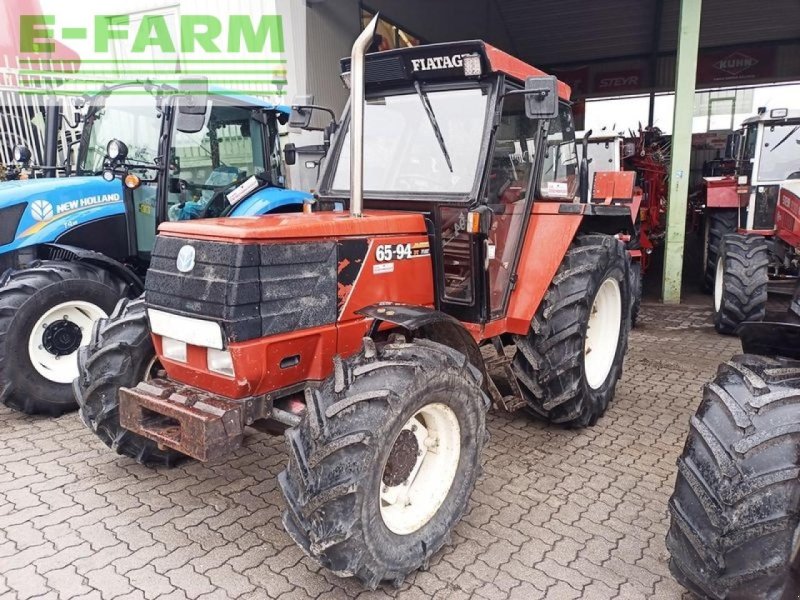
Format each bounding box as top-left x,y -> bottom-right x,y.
145,237 -> 337,342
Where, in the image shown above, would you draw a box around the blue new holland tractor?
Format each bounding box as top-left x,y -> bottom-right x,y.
0,82 -> 314,416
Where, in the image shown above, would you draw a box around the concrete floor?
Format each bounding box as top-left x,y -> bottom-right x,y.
0,299 -> 743,600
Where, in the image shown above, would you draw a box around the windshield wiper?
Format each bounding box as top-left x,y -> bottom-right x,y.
771,125 -> 799,152
414,81 -> 453,173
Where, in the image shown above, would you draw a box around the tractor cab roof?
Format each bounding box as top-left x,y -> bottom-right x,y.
741,108 -> 800,126
207,85 -> 290,115
340,40 -> 571,101
89,82 -> 290,115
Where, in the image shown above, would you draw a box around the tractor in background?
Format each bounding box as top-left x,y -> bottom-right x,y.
0,81 -> 319,416
666,280 -> 800,599
578,129 -> 669,324
709,108 -> 800,333
76,18 -> 639,587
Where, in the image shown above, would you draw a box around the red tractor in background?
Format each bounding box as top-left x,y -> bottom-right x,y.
76,17 -> 640,587
579,127 -> 668,323
706,109 -> 800,333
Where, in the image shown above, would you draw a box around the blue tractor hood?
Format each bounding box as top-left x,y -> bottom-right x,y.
228,185 -> 312,217
0,176 -> 125,252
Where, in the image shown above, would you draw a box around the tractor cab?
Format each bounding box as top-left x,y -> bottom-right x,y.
313,41 -> 635,325
733,108 -> 800,231
75,82 -> 301,264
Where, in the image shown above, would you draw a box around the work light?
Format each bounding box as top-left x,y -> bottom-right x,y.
12,144 -> 31,164
106,139 -> 128,162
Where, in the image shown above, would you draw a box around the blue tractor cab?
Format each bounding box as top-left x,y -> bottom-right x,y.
0,81 -> 320,415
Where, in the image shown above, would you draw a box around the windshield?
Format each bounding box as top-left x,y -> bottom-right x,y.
79,86 -> 162,174
758,123 -> 800,182
331,86 -> 489,195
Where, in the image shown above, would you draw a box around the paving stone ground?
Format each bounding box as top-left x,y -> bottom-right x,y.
0,299 -> 744,600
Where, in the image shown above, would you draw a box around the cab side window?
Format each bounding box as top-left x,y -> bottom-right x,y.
539,103 -> 578,200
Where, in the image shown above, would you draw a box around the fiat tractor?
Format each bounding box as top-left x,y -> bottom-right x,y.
666,281 -> 800,599
709,108 -> 800,334
0,81 -> 316,416
76,17 -> 637,587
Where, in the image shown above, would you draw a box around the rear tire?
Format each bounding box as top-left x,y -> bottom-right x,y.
75,297 -> 186,467
279,338 -> 489,588
511,234 -> 631,427
703,209 -> 738,293
0,261 -> 127,415
713,234 -> 769,335
666,355 -> 800,599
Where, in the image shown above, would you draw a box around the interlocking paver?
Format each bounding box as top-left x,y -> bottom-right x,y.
0,300 -> 740,599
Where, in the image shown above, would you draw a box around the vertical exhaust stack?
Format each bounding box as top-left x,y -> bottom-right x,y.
349,14 -> 378,218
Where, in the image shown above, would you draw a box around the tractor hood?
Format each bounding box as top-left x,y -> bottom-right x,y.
157,210 -> 427,242
0,176 -> 125,251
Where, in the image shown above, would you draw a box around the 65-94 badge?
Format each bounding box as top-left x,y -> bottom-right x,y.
375,241 -> 430,262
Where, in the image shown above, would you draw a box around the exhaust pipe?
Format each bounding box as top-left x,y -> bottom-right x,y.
349,14 -> 378,218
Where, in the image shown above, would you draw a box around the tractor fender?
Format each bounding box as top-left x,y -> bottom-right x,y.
578,204 -> 637,236
504,204 -> 634,335
357,303 -> 485,376
39,243 -> 144,295
738,321 -> 800,361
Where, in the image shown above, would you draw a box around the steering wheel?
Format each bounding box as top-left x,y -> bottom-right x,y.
202,174 -> 269,219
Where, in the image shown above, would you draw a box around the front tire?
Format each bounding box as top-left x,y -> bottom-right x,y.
713,234 -> 769,335
279,338 -> 489,588
511,234 -> 632,427
666,355 -> 800,599
75,297 -> 186,467
0,261 -> 127,415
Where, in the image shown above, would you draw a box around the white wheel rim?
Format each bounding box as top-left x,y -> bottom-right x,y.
714,257 -> 724,312
27,301 -> 107,384
379,403 -> 461,535
584,277 -> 622,390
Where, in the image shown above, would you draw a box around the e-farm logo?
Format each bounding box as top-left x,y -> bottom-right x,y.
18,14 -> 287,97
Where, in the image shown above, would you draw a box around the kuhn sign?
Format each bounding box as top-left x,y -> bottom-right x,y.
697,47 -> 776,84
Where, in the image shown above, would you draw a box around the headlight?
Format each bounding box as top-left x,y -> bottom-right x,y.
207,348 -> 234,377
162,337 -> 187,362
106,139 -> 128,161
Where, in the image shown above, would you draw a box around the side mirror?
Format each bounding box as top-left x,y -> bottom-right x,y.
284,143 -> 297,166
289,95 -> 314,129
524,76 -> 559,119
175,77 -> 209,134
288,94 -> 337,132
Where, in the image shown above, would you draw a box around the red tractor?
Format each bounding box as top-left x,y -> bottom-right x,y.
76,18 -> 638,587
708,109 -> 800,333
